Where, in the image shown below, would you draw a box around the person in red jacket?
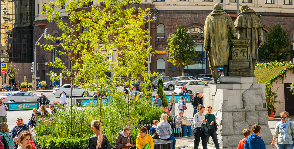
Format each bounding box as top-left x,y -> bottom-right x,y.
238,129 -> 251,149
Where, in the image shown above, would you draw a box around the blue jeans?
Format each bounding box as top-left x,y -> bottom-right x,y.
179,109 -> 184,113
163,136 -> 176,149
193,107 -> 197,117
277,144 -> 293,149
181,125 -> 192,136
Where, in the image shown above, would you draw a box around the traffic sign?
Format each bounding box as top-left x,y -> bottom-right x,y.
1,69 -> 6,73
1,63 -> 7,69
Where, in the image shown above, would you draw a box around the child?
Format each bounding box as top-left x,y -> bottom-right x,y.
244,124 -> 266,149
28,108 -> 39,127
50,105 -> 57,114
204,105 -> 219,149
238,129 -> 251,149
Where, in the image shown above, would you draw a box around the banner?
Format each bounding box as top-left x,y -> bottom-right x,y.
7,102 -> 38,110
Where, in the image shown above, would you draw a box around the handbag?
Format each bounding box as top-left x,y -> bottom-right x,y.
182,101 -> 187,110
182,119 -> 190,126
152,132 -> 159,139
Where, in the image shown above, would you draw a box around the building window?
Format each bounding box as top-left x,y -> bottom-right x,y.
172,65 -> 176,72
157,58 -> 165,75
229,0 -> 236,2
38,4 -> 39,14
43,3 -> 46,12
188,27 -> 204,40
262,29 -> 267,42
265,0 -> 274,4
284,0 -> 292,5
20,13 -> 23,23
53,33 -> 60,43
290,32 -> 294,41
203,0 -> 213,2
52,48 -> 60,68
62,3 -> 66,9
153,0 -> 165,2
243,0 -> 252,3
26,12 -> 29,21
157,24 -> 165,39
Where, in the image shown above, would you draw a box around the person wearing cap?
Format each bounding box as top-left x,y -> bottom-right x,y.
0,99 -> 8,123
10,117 -> 29,143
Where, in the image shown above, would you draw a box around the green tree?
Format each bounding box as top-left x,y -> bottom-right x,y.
156,78 -> 167,107
167,25 -> 200,76
259,24 -> 291,62
42,0 -> 156,135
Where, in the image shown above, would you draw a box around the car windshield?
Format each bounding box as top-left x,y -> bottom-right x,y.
178,82 -> 188,86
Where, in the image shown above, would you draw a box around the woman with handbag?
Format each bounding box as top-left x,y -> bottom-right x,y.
271,111 -> 294,149
176,112 -> 192,137
177,97 -> 186,113
193,104 -> 207,149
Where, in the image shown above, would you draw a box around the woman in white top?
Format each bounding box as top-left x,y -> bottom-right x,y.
193,104 -> 207,149
177,96 -> 186,113
60,91 -> 66,105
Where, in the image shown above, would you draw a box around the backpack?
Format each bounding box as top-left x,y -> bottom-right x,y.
0,135 -> 4,149
0,132 -> 14,149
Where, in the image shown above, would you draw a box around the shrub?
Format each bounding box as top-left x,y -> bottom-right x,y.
28,83 -> 33,88
34,93 -> 169,148
41,81 -> 47,87
20,82 -> 27,88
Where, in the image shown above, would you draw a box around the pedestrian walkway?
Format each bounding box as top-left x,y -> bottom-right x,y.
173,102 -> 294,149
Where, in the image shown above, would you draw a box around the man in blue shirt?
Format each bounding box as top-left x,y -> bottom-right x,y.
11,117 -> 29,144
244,124 -> 266,149
153,94 -> 162,108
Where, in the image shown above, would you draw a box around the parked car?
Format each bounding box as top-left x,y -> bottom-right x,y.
174,80 -> 208,95
163,76 -> 196,91
196,74 -> 213,79
0,92 -> 41,102
53,84 -> 88,97
152,76 -> 175,89
200,77 -> 214,84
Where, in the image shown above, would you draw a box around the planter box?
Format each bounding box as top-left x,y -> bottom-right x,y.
41,87 -> 46,90
21,88 -> 27,91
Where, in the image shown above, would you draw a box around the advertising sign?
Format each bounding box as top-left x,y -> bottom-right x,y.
80,99 -> 108,106
8,102 -> 38,110
166,95 -> 191,102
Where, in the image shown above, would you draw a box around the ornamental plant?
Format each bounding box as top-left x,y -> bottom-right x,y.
255,61 -> 294,115
20,82 -> 27,88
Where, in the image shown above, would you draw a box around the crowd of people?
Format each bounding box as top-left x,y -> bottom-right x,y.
0,86 -> 292,149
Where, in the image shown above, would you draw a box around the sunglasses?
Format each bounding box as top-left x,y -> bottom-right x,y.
280,117 -> 286,119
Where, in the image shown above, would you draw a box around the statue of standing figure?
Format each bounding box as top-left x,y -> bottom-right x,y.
204,3 -> 236,83
235,5 -> 263,73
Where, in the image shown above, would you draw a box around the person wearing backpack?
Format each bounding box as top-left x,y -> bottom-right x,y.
0,122 -> 14,149
271,111 -> 294,149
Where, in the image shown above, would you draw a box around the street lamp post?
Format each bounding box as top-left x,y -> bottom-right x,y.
34,28 -> 47,90
146,12 -> 156,73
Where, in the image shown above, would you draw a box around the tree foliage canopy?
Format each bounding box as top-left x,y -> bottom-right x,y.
259,24 -> 291,62
167,25 -> 201,75
42,0 -> 156,98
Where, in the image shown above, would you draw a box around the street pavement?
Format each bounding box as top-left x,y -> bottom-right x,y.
2,89 -> 291,149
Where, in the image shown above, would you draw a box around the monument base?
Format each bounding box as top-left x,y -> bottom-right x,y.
203,76 -> 274,149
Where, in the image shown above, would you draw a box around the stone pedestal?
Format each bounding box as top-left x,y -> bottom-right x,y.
203,77 -> 274,149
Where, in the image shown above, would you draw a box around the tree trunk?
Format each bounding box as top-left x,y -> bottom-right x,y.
182,67 -> 184,76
